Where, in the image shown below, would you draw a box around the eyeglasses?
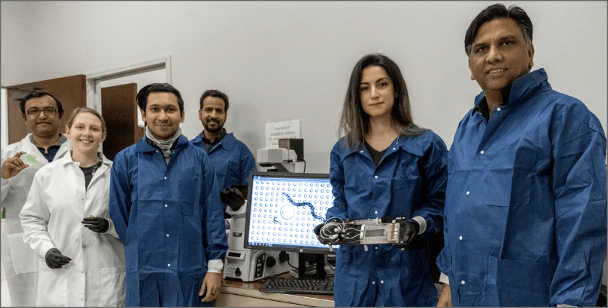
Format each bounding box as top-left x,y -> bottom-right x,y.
26,108 -> 57,116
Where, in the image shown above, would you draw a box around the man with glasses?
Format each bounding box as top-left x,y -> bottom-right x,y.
1,91 -> 72,306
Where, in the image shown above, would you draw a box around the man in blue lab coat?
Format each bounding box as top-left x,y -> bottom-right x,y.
109,83 -> 228,306
436,4 -> 607,307
191,89 -> 256,199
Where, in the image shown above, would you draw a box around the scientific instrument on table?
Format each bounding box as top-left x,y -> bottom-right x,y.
243,172 -> 337,280
256,138 -> 305,173
222,184 -> 296,282
315,216 -> 419,252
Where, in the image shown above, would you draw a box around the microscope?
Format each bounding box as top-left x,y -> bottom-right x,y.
222,185 -> 294,281
256,148 -> 305,173
257,138 -> 305,173
223,139 -> 306,281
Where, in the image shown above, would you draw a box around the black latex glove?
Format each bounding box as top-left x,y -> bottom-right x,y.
314,222 -> 343,245
398,219 -> 420,248
82,217 -> 109,233
220,187 -> 245,211
45,248 -> 71,269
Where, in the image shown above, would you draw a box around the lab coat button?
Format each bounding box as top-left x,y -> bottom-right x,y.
166,234 -> 169,237
459,236 -> 463,240
392,148 -> 396,150
461,280 -> 465,284
375,246 -> 378,250
374,176 -> 378,179
360,150 -> 364,153
165,204 -> 168,207
168,264 -> 171,267
164,177 -> 167,179
466,191 -> 469,195
381,280 -> 384,284
372,281 -> 376,285
480,150 -> 485,154
496,107 -> 501,111
374,211 -> 378,214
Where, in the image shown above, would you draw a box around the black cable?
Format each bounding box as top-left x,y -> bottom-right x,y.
302,159 -> 306,173
280,251 -> 299,269
286,258 -> 298,269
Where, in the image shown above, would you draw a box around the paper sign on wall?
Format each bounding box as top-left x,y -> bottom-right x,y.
265,120 -> 300,148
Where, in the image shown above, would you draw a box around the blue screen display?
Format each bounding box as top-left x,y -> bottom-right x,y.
245,173 -> 338,252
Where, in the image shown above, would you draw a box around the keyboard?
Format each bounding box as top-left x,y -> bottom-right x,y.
259,277 -> 334,295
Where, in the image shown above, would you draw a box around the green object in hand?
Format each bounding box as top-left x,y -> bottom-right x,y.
23,154 -> 38,164
89,214 -> 95,217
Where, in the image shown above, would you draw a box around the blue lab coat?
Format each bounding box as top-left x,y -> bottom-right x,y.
109,136 -> 228,307
328,130 -> 448,307
436,69 -> 607,307
191,132 -> 256,191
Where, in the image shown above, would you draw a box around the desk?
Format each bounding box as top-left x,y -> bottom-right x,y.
217,273 -> 445,307
217,273 -> 334,307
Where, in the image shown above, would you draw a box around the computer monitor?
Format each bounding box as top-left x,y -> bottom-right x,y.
243,172 -> 337,278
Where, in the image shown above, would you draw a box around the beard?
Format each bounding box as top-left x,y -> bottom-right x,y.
204,121 -> 224,133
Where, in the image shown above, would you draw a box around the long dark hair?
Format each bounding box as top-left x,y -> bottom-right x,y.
338,53 -> 425,149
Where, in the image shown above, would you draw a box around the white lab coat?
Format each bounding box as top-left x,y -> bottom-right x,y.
0,133 -> 71,306
20,152 -> 126,307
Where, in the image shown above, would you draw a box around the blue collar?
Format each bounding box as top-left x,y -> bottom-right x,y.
191,132 -> 236,151
342,134 -> 425,158
202,128 -> 227,144
473,68 -> 551,112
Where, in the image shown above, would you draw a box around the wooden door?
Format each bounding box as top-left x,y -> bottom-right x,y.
6,75 -> 87,144
101,83 -> 143,160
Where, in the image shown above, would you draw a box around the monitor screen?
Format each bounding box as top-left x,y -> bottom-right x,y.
243,172 -> 338,253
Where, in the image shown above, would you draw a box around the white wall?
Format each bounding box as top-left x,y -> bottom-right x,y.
1,88 -> 7,150
1,1 -> 606,173
0,2 -> 32,85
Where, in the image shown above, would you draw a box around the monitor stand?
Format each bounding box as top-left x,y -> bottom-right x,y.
298,253 -> 326,279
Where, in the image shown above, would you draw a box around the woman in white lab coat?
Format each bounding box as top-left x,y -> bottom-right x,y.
20,107 -> 125,306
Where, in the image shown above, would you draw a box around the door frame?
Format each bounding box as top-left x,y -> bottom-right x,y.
85,55 -> 172,111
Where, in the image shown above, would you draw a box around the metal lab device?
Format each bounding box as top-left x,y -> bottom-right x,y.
256,147 -> 305,173
321,217 -> 415,252
224,195 -> 295,281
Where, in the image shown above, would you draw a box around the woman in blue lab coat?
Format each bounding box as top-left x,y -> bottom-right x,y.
326,53 -> 448,306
